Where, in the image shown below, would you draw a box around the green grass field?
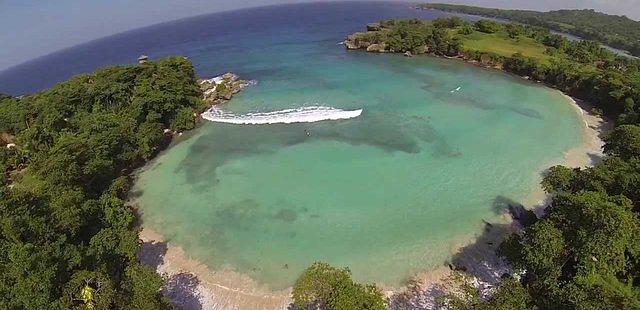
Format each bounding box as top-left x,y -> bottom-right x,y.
460,31 -> 553,62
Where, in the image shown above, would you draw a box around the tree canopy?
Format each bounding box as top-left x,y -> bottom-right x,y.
0,56 -> 203,308
419,3 -> 640,57
292,262 -> 386,310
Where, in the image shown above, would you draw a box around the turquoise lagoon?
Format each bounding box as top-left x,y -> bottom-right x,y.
133,52 -> 583,289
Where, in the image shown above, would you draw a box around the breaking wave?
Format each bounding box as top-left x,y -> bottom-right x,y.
201,105 -> 363,124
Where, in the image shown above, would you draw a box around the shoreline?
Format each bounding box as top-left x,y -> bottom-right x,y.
138,228 -> 292,310
385,91 -> 611,306
136,68 -> 610,310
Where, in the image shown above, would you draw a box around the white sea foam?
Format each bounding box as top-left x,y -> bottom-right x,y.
200,76 -> 225,85
201,105 -> 363,124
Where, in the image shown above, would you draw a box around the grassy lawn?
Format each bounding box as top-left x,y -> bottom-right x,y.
460,31 -> 553,62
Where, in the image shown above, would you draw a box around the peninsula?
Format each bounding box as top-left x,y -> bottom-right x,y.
345,17 -> 639,121
0,56 -> 248,309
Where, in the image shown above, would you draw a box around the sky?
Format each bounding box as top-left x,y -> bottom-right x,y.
1,0 -> 638,71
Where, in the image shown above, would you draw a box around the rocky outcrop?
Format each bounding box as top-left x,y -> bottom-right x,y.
199,73 -> 251,105
345,33 -> 389,53
366,43 -> 388,53
367,23 -> 382,31
344,34 -> 371,50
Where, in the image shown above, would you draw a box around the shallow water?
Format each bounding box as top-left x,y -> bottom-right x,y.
134,54 -> 582,289
4,1 -> 582,290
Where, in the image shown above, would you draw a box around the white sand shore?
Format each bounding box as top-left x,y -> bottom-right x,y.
138,91 -> 610,310
138,228 -> 291,310
385,91 -> 612,308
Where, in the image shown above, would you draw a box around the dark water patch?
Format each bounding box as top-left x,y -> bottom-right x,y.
435,90 -> 543,120
509,106 -> 543,119
214,199 -> 263,230
180,111 -> 455,186
436,91 -> 496,111
286,231 -> 297,239
139,240 -> 168,270
273,208 -> 298,222
129,189 -> 144,199
492,195 -> 539,227
492,195 -> 522,215
431,142 -> 463,159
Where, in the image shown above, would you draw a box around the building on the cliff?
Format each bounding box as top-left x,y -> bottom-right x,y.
138,55 -> 149,64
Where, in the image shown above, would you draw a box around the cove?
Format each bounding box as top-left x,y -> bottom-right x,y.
133,50 -> 583,288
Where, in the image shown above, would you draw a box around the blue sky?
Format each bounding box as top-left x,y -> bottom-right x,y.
1,0 -> 638,71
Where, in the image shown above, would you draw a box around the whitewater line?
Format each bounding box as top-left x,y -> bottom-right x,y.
201,105 -> 363,125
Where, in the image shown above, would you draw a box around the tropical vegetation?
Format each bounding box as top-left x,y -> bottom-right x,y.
292,262 -> 386,310
0,56 -> 204,309
418,3 -> 640,57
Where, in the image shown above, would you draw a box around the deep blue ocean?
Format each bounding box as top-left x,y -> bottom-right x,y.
0,2 -> 470,95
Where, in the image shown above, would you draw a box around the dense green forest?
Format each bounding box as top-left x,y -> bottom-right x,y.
342,16 -> 640,309
0,57 -> 204,309
418,3 -> 640,57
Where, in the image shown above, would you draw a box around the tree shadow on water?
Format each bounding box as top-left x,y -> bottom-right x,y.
138,241 -> 205,310
450,221 -> 513,285
388,279 -> 449,310
388,195 -> 539,309
163,273 -> 203,310
138,240 -> 168,270
451,195 -> 540,284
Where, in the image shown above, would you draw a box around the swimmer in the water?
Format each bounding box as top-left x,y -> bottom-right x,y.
305,129 -> 311,137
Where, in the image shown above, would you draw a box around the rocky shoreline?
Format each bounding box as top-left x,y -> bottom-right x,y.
161,72 -> 250,140
199,72 -> 251,106
344,26 -> 502,70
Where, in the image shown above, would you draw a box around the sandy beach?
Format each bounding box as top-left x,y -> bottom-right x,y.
137,92 -> 610,310
138,228 -> 292,310
386,92 -> 611,308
